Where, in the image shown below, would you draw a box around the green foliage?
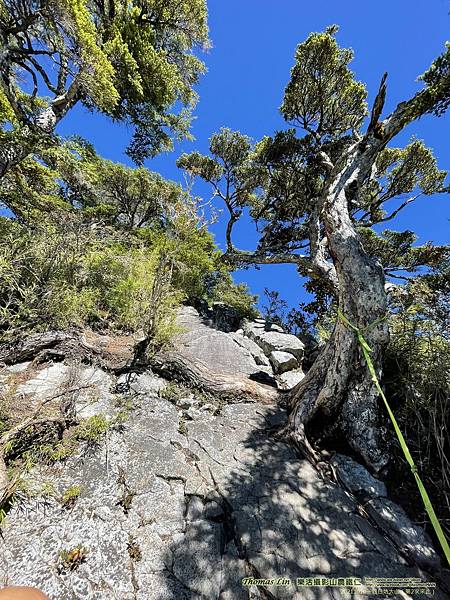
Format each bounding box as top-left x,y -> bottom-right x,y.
384,264 -> 450,530
177,128 -> 257,244
359,139 -> 448,223
75,415 -> 111,445
0,156 -> 68,220
61,0 -> 119,112
281,26 -> 367,136
261,289 -> 287,326
210,276 -> 258,321
376,141 -> 447,197
0,216 -> 181,340
0,139 -> 255,343
0,0 -> 209,159
260,288 -> 321,339
43,139 -> 183,229
419,42 -> 450,116
61,485 -> 83,508
158,382 -> 187,404
32,440 -> 76,464
359,228 -> 449,274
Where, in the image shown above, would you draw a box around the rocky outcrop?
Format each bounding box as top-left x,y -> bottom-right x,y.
151,307 -> 278,402
242,319 -> 305,361
277,369 -> 305,390
269,350 -> 299,374
170,304 -> 314,393
174,307 -> 273,383
0,358 -> 445,599
228,333 -> 271,368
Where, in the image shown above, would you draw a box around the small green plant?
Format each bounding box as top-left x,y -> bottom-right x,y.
112,396 -> 134,427
127,537 -> 142,561
32,439 -> 77,464
59,545 -> 88,571
178,417 -> 187,436
61,485 -> 83,508
75,415 -> 111,445
39,481 -> 57,498
158,382 -> 188,404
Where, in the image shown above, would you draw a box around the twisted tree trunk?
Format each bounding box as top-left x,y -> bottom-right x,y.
288,160 -> 390,472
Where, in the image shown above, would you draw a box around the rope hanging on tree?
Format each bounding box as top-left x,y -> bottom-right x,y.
338,308 -> 450,568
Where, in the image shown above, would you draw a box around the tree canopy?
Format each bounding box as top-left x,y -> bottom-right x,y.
178,27 -> 449,303
0,0 -> 209,174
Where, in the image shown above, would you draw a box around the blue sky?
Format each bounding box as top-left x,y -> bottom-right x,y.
58,0 -> 450,310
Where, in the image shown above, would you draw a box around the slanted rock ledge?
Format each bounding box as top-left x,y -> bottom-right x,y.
0,352 -> 446,599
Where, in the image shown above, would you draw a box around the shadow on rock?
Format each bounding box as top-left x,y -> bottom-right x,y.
161,402 -> 445,600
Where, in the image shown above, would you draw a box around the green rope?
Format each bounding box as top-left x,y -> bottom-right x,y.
338,308 -> 450,567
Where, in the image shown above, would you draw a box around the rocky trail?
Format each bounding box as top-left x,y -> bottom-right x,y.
0,307 -> 447,599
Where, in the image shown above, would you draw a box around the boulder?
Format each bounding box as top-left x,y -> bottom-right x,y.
229,332 -> 271,367
269,351 -> 298,374
14,362 -> 117,419
176,307 -> 272,380
330,454 -> 387,500
151,307 -> 278,400
277,370 -> 305,390
242,320 -> 305,361
116,372 -> 166,395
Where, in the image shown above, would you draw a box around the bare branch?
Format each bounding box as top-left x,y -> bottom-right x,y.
223,249 -> 311,267
27,55 -> 59,94
368,72 -> 388,133
363,193 -> 422,226
0,384 -> 93,448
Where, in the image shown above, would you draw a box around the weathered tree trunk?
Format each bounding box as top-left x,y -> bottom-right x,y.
0,89 -> 79,180
289,172 -> 390,472
151,350 -> 279,404
0,331 -> 74,364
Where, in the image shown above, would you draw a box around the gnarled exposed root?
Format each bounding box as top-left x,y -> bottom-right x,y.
151,350 -> 279,404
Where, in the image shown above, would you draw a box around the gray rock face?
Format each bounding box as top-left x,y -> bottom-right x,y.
278,369 -> 305,390
7,362 -> 117,419
229,332 -> 271,367
269,350 -> 299,374
0,361 -> 444,599
116,372 -> 166,395
331,454 -> 387,500
242,320 -> 305,361
176,307 -> 274,382
366,498 -> 441,572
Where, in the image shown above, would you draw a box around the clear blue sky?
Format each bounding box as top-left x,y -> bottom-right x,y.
58,0 -> 450,310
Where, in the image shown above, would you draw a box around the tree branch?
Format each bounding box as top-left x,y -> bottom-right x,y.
222,249 -> 311,267
368,72 -> 388,133
362,193 -> 422,226
383,62 -> 450,142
